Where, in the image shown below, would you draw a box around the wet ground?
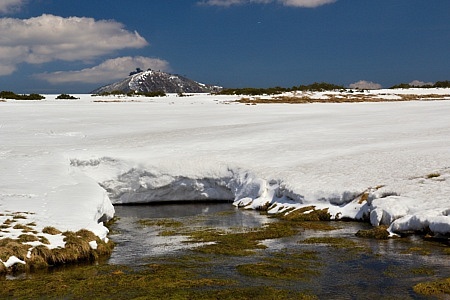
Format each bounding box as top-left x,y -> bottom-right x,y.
108,203 -> 450,299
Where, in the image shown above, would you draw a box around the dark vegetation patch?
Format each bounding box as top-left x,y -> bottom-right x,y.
413,277 -> 450,297
0,91 -> 45,100
236,250 -> 321,281
186,221 -> 298,256
56,94 -> 79,100
0,262 -> 318,299
355,225 -> 390,239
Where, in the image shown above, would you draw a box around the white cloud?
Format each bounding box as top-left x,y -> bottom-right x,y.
35,56 -> 171,84
349,80 -> 382,90
0,14 -> 148,75
0,0 -> 25,14
198,0 -> 336,7
409,80 -> 434,87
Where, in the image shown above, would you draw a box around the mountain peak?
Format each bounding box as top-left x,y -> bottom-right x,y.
92,70 -> 221,94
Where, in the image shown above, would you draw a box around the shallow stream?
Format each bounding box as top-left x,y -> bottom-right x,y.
109,203 -> 450,299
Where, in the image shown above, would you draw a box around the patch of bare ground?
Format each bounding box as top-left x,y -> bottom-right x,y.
236,93 -> 450,104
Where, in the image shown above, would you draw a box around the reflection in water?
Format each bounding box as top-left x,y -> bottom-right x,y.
108,203 -> 272,265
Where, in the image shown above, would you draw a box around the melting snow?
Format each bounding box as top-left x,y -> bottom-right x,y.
0,89 -> 449,258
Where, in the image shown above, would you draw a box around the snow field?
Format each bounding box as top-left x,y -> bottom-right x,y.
1,89 -> 449,269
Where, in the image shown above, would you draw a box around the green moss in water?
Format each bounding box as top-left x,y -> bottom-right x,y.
237,250 -> 321,281
402,247 -> 431,256
0,263 -> 317,299
413,277 -> 450,296
188,221 -> 298,256
355,225 -> 390,239
137,218 -> 183,228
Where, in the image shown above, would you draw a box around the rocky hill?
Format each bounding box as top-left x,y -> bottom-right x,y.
92,70 -> 221,94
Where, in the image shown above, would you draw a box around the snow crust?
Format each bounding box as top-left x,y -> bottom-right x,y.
1,88 -> 450,263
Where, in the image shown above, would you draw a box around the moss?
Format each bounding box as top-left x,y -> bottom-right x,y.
402,247 -> 431,256
138,218 -> 183,228
188,221 -> 298,256
0,261 -> 317,299
237,250 -> 321,281
297,221 -> 340,231
300,236 -> 369,255
42,226 -> 62,235
355,225 -> 390,239
410,267 -> 435,276
413,277 -> 450,296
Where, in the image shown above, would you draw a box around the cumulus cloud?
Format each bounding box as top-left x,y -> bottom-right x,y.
0,0 -> 25,14
0,14 -> 148,75
349,80 -> 382,90
35,56 -> 171,84
409,80 -> 434,87
198,0 -> 336,7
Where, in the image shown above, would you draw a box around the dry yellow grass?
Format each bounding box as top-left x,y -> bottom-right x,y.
0,228 -> 114,274
236,93 -> 450,104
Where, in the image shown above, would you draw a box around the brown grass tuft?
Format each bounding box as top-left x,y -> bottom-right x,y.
0,239 -> 30,261
18,234 -> 39,243
42,226 -> 62,235
281,206 -> 331,222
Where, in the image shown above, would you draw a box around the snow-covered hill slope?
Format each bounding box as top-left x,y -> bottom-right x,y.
92,70 -> 221,94
0,89 -> 449,268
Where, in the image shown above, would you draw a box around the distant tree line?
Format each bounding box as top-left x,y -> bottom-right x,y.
0,91 -> 45,100
217,82 -> 345,96
92,90 -> 166,97
390,81 -> 450,89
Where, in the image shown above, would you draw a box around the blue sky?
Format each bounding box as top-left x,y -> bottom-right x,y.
0,0 -> 449,93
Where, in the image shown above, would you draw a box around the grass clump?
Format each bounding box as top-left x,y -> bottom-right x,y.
13,224 -> 37,233
280,206 -> 331,222
413,277 -> 450,296
0,228 -> 113,274
18,234 -> 39,243
3,219 -> 14,226
355,225 -> 390,239
42,226 -> 62,235
0,238 -> 30,262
